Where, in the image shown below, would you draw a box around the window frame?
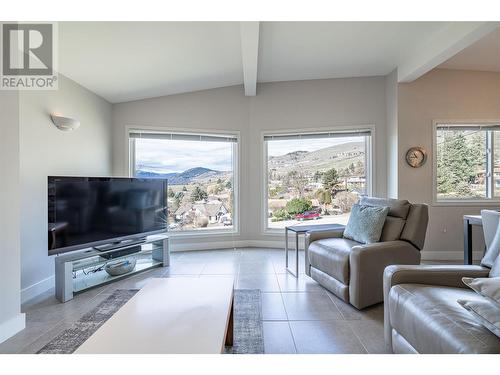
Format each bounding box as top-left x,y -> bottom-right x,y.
261,126 -> 375,235
432,120 -> 500,206
126,125 -> 241,238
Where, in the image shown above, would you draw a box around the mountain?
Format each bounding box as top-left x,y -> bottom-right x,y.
268,141 -> 365,175
135,166 -> 228,185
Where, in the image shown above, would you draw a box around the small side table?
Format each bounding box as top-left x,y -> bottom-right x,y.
285,223 -> 345,277
463,214 -> 482,265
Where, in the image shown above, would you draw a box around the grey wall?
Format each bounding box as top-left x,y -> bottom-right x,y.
112,76 -> 388,249
398,69 -> 500,260
0,90 -> 25,343
19,75 -> 113,301
385,70 -> 398,199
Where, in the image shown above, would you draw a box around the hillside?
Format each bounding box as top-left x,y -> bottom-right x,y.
268,141 -> 365,175
136,166 -> 229,185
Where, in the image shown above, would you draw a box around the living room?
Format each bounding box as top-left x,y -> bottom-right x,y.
1,1 -> 499,371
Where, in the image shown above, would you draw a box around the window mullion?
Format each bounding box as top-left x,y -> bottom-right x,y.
489,132 -> 495,198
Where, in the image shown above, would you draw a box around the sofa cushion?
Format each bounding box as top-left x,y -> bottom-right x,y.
380,216 -> 405,241
462,277 -> 500,309
490,255 -> 500,277
343,204 -> 389,244
359,196 -> 410,219
458,299 -> 500,338
481,221 -> 500,268
308,238 -> 360,284
389,283 -> 500,354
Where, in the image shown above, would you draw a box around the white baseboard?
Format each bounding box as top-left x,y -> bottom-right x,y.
170,240 -> 289,252
420,250 -> 483,261
0,313 -> 25,344
22,240 -> 479,303
171,240 -> 249,252
21,275 -> 55,304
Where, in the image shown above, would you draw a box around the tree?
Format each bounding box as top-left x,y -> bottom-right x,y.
349,162 -> 356,174
167,187 -> 175,198
334,191 -> 358,213
190,186 -> 208,202
315,188 -> 331,211
437,131 -> 484,197
285,198 -> 312,215
322,168 -> 343,196
313,171 -> 324,182
271,208 -> 292,222
355,160 -> 364,175
285,170 -> 308,197
225,180 -> 232,190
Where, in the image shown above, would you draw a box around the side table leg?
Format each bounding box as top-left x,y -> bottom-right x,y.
285,227 -> 288,270
464,219 -> 473,265
295,232 -> 299,278
286,227 -> 298,277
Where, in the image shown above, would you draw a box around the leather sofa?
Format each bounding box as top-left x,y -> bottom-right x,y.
305,197 -> 428,309
383,265 -> 500,353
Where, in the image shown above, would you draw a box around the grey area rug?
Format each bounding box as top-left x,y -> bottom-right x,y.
37,288 -> 264,354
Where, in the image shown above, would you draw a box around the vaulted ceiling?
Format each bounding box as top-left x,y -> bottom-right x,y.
58,21 -> 499,103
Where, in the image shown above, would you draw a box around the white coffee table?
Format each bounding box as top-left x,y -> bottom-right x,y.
75,277 -> 234,354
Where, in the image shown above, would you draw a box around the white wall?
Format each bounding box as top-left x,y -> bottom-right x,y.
398,69 -> 500,260
19,75 -> 113,301
112,85 -> 250,250
0,90 -> 25,343
113,77 -> 387,248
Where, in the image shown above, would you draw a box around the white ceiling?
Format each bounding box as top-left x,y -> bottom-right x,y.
59,22 -> 243,103
439,27 -> 500,72
257,22 -> 445,82
58,22 -> 495,103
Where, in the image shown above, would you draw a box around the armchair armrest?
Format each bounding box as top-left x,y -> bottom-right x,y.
305,229 -> 344,244
304,229 -> 344,275
382,264 -> 490,351
349,240 -> 421,309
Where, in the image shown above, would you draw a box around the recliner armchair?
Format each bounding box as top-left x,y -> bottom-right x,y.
305,197 -> 428,309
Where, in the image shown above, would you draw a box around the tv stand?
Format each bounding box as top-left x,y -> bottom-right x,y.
55,234 -> 169,302
93,237 -> 147,252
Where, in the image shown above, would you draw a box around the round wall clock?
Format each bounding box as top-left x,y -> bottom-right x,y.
405,147 -> 427,168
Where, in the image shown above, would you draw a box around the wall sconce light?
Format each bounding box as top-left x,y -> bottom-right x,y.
50,114 -> 80,131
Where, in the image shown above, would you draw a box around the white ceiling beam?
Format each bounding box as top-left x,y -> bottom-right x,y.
240,22 -> 260,96
398,22 -> 499,82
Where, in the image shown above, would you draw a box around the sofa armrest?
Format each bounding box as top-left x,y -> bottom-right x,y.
304,229 -> 344,275
382,264 -> 490,351
349,240 -> 421,309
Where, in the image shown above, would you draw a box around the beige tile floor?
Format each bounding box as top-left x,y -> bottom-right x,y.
0,248 -> 395,354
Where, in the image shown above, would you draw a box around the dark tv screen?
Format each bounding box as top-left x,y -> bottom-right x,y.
48,177 -> 168,255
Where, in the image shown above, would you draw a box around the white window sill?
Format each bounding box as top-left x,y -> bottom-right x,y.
168,229 -> 239,239
432,199 -> 500,207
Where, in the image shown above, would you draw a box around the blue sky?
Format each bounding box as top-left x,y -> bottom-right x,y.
136,136 -> 363,174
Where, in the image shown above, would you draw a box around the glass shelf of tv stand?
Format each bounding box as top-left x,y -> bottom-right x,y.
72,244 -> 162,293
55,234 -> 169,302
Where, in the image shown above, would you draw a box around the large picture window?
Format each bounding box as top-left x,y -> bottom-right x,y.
264,129 -> 372,230
129,130 -> 238,233
435,123 -> 500,202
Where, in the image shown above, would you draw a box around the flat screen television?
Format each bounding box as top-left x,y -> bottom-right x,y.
48,176 -> 168,255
